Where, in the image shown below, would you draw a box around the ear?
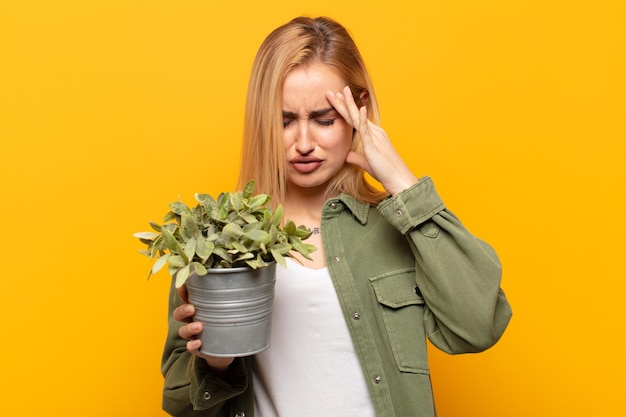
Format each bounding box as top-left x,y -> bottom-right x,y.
358,90 -> 370,108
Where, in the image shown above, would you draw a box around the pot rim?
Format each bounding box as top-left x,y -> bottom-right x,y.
202,262 -> 276,275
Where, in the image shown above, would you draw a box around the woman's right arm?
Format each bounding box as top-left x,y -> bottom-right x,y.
161,280 -> 249,417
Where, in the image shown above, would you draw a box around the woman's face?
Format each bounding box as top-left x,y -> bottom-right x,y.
282,62 -> 353,193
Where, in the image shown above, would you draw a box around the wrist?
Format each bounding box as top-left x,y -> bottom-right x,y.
386,174 -> 419,196
204,356 -> 235,378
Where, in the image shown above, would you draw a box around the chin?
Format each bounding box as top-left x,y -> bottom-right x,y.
287,175 -> 332,191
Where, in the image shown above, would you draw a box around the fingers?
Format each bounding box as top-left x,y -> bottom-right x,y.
179,320 -> 236,376
175,302 -> 202,344
326,88 -> 357,125
173,296 -> 204,351
327,87 -> 371,139
173,302 -> 195,323
341,85 -> 363,126
179,320 -> 202,341
358,105 -> 370,141
173,298 -> 236,373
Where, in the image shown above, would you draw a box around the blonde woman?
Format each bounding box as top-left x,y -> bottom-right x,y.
163,16 -> 512,417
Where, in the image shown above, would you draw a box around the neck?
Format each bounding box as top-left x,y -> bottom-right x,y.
283,184 -> 328,216
282,184 -> 328,269
282,187 -> 327,233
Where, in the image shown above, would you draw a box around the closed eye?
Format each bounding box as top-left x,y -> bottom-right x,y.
316,119 -> 335,126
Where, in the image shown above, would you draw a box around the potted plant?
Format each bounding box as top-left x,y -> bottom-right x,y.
134,180 -> 316,356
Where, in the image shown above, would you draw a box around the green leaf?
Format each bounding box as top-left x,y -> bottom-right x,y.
180,213 -> 198,240
162,211 -> 177,223
218,195 -> 229,219
184,238 -> 196,262
161,226 -> 181,251
137,237 -> 155,246
244,229 -> 270,244
238,212 -> 258,224
149,222 -> 162,232
283,219 -> 296,234
269,242 -> 291,255
212,247 -> 231,262
195,193 -> 216,208
175,265 -> 191,288
234,252 -> 255,262
259,242 -> 268,254
245,254 -> 269,269
222,223 -> 244,245
169,201 -> 191,216
289,236 -> 316,260
195,237 -> 213,261
269,224 -> 278,243
261,210 -> 271,230
231,240 -> 248,253
292,225 -> 313,239
151,254 -> 170,275
272,205 -> 283,227
247,194 -> 270,210
192,262 -> 207,276
230,192 -> 244,212
168,255 -> 186,268
270,249 -> 287,268
133,232 -> 159,240
302,243 -> 317,256
243,179 -> 256,198
242,221 -> 261,232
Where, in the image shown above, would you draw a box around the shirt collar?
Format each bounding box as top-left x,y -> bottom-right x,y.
325,193 -> 371,225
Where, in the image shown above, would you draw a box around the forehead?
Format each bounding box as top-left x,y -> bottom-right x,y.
282,63 -> 346,109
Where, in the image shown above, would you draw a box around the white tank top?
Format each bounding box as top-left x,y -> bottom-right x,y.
253,258 -> 376,417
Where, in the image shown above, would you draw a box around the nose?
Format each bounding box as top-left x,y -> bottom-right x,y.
295,122 -> 314,154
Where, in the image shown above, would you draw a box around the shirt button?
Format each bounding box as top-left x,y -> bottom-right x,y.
374,375 -> 382,384
352,312 -> 361,320
396,210 -> 403,217
235,413 -> 246,417
414,286 -> 422,297
333,256 -> 341,262
203,391 -> 211,400
331,202 -> 337,208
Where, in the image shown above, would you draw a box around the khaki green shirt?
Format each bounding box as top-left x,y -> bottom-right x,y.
161,177 -> 512,417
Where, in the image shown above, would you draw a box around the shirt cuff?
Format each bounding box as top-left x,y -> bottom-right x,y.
377,177 -> 445,234
190,356 -> 249,409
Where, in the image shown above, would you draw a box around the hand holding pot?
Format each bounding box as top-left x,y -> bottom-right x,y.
174,286 -> 235,374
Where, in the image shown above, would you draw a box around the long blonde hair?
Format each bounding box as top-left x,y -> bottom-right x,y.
237,16 -> 388,206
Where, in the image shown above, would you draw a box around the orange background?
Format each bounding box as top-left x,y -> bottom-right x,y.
2,1 -> 625,415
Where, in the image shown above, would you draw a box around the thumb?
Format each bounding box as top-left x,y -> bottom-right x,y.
178,285 -> 189,304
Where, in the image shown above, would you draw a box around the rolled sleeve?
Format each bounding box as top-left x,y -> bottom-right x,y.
377,177 -> 445,234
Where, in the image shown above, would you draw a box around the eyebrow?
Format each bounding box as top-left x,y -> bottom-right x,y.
282,107 -> 337,119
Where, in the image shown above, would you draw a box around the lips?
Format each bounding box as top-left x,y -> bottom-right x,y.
290,156 -> 323,174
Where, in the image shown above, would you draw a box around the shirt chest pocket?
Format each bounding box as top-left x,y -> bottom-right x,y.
370,269 -> 430,374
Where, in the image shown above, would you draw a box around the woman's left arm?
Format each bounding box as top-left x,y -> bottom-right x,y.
379,178 -> 512,353
329,86 -> 511,353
